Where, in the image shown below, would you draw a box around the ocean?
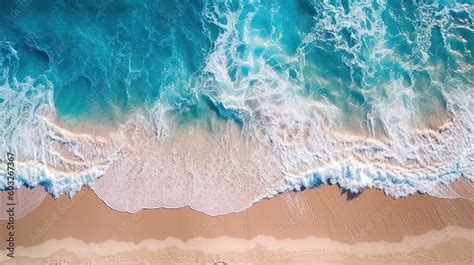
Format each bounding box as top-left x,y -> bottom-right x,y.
0,0 -> 472,214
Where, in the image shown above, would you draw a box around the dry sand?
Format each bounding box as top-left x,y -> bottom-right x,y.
0,184 -> 473,264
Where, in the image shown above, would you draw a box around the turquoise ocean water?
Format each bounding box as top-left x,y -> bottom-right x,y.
1,0 -> 471,124
0,1 -> 472,210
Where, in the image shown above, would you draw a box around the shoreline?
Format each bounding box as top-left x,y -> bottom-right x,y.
1,177 -> 473,220
1,185 -> 472,244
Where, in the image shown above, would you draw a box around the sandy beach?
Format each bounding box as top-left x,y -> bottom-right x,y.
1,183 -> 473,264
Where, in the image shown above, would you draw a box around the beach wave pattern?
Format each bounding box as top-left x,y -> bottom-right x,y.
0,0 -> 473,215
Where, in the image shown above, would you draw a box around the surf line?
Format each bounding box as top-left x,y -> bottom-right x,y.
5,152 -> 15,259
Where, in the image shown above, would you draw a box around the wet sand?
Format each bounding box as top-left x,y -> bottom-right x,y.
0,184 -> 473,264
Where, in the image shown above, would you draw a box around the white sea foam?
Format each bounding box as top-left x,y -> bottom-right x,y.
1,82 -> 472,215
0,43 -> 114,196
